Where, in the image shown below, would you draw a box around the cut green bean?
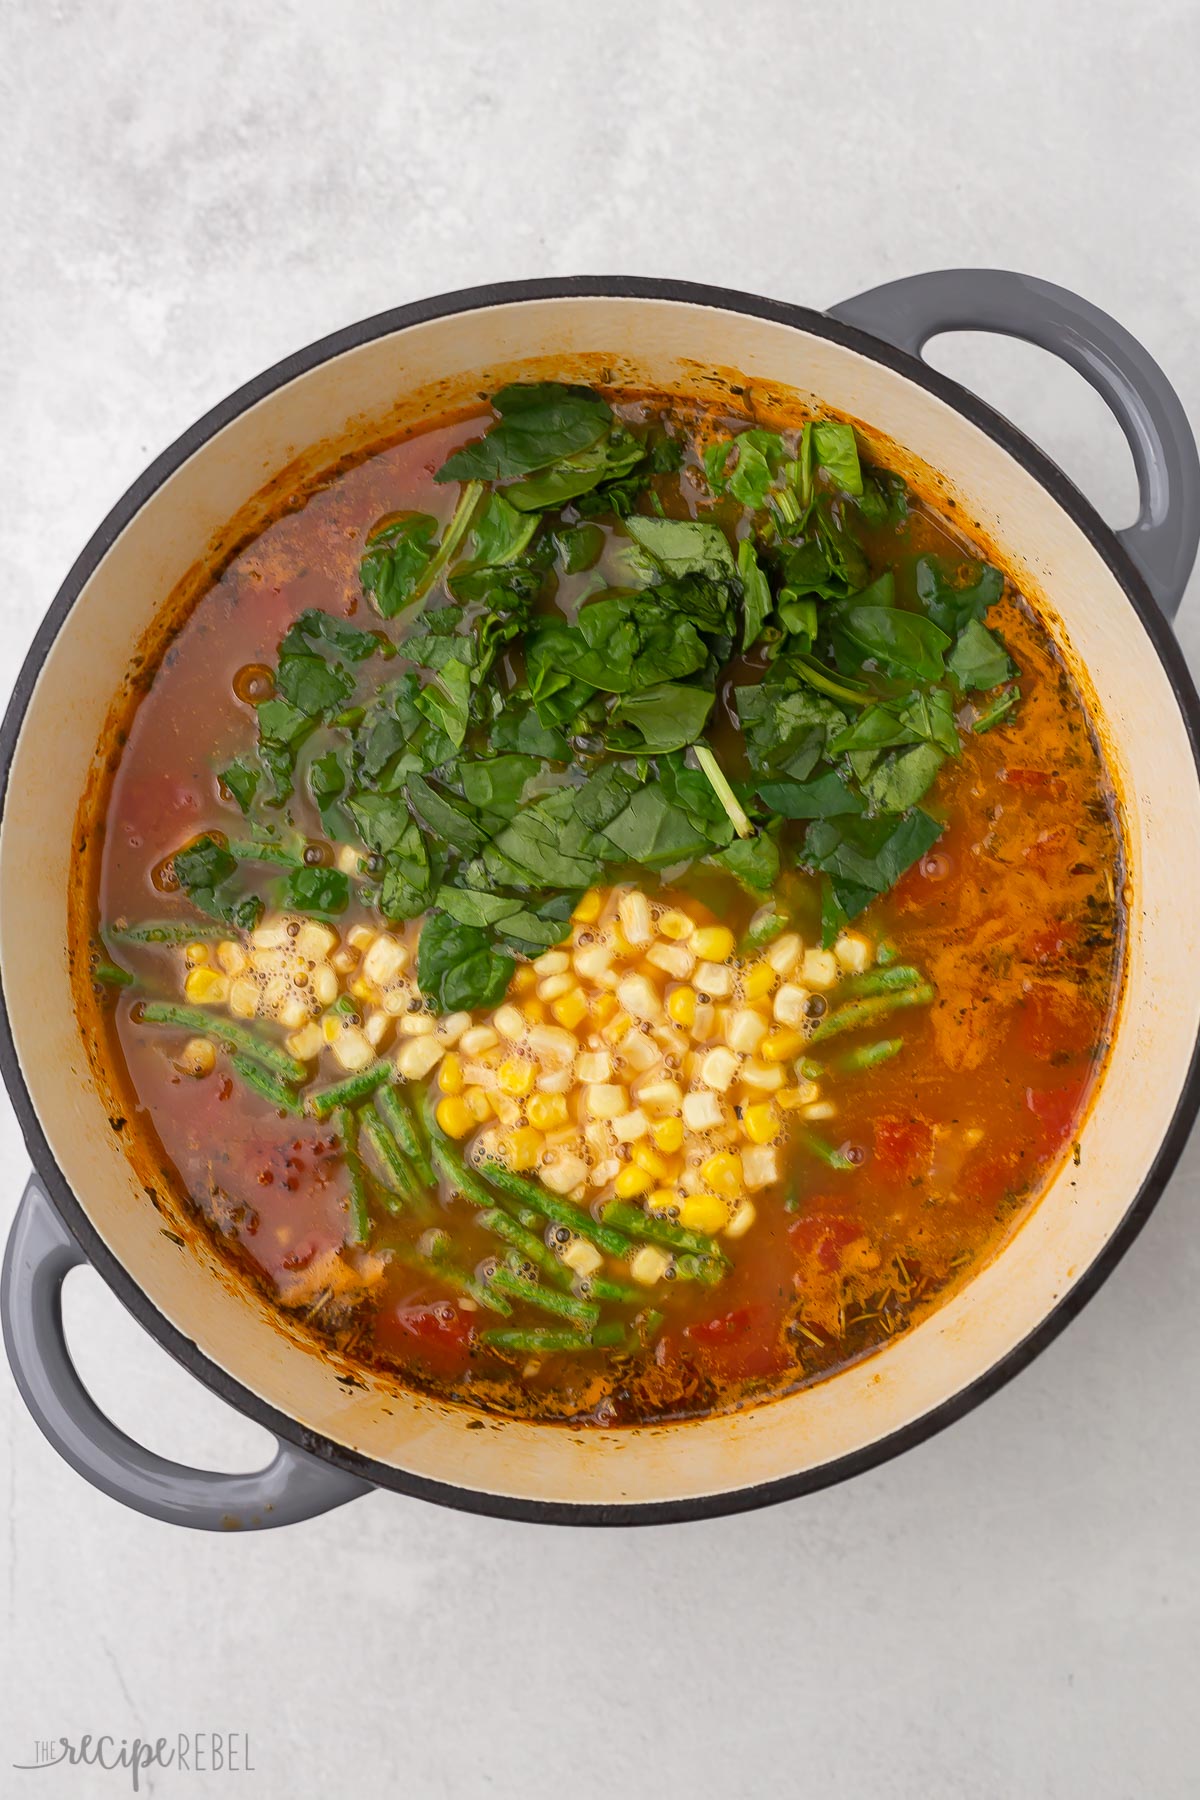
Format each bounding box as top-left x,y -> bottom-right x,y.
808,983 -> 935,1045
490,1265 -> 599,1331
477,1208 -> 573,1291
430,1135 -> 502,1210
600,1199 -> 728,1265
799,1127 -> 855,1171
589,1320 -> 629,1348
92,962 -> 134,987
334,1106 -> 372,1246
228,1053 -> 304,1115
835,1037 -> 904,1074
589,1274 -> 643,1305
109,920 -> 227,945
391,1240 -> 512,1316
675,1252 -> 726,1286
227,839 -> 302,868
477,1159 -> 634,1258
480,1326 -> 583,1355
139,1001 -> 308,1083
358,1110 -> 418,1204
382,1084 -> 434,1185
835,963 -> 923,999
307,1060 -> 392,1119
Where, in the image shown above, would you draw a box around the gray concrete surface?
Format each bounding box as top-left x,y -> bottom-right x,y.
1,3 -> 1198,1795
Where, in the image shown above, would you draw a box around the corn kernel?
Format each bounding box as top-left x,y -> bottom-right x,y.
742,1144 -> 780,1190
700,1151 -> 742,1197
542,1153 -> 590,1195
396,1036 -> 444,1081
632,1141 -> 671,1178
762,1028 -> 807,1063
510,965 -> 537,996
586,1083 -> 627,1119
498,1058 -> 534,1097
312,965 -> 340,1007
692,925 -> 735,962
349,976 -> 374,1003
834,932 -> 872,974
436,1096 -> 475,1139
561,1237 -> 603,1279
657,909 -> 694,942
537,973 -> 574,1002
528,1091 -> 569,1130
740,1060 -> 784,1091
651,1116 -> 685,1154
802,1100 -> 837,1121
726,1008 -> 769,1055
743,962 -> 775,1002
647,1187 -> 679,1214
533,949 -> 570,977
631,1245 -> 672,1286
612,1108 -> 650,1143
683,1090 -> 725,1131
363,933 -> 408,986
691,1001 -> 716,1043
699,1047 -> 739,1092
503,1125 -> 543,1170
436,1012 -> 471,1047
766,933 -> 802,977
725,1199 -> 757,1239
460,1025 -> 499,1056
536,1065 -> 572,1095
801,948 -> 839,990
347,924 -> 375,952
332,1025 -> 374,1073
279,992 -> 310,1032
617,972 -> 662,1022
217,940 -> 248,975
285,1022 -> 323,1062
177,1036 -> 215,1077
695,961 -> 733,998
679,1193 -> 732,1234
776,1086 -> 808,1111
615,1163 -> 653,1199
647,941 -> 694,979
667,985 -> 697,1028
773,983 -> 810,1029
572,888 -> 604,924
184,967 -> 229,1005
464,1086 -> 493,1122
184,941 -> 210,966
522,997 -> 548,1025
577,1050 -> 613,1083
440,1052 -> 464,1094
574,943 -> 615,983
602,1010 -> 633,1045
550,987 -> 588,1030
591,991 -> 619,1027
618,890 -> 654,946
229,976 -> 260,1019
743,1101 -> 782,1145
296,920 -> 339,962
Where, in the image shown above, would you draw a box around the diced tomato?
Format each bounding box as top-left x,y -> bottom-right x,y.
686,1306 -> 752,1345
394,1302 -> 470,1344
385,1301 -> 473,1376
789,1212 -> 864,1272
1023,920 -> 1080,965
960,1151 -> 1018,1212
1023,826 -> 1071,874
873,1114 -> 934,1180
1025,1082 -> 1085,1156
1001,767 -> 1064,794
1016,984 -> 1099,1061
683,1303 -> 787,1380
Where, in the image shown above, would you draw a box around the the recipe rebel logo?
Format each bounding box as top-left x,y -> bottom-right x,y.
13,1733 -> 255,1789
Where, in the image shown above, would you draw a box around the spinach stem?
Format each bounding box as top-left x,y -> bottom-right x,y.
693,743 -> 754,839
406,480 -> 484,613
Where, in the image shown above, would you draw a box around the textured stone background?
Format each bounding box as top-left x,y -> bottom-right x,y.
2,3 -> 1198,1795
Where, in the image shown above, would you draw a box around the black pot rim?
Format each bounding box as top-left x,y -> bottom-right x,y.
3,273 -> 1199,1527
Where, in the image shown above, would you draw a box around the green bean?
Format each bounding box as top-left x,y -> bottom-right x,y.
110,920 -> 227,944
358,1110 -> 418,1205
334,1107 -> 372,1245
307,1060 -> 392,1119
490,1265 -> 599,1331
808,983 -> 935,1045
589,1321 -> 629,1348
228,1053 -> 304,1115
382,1085 -> 435,1185
675,1252 -> 726,1286
92,962 -> 134,987
227,839 -> 301,868
799,1058 -> 824,1080
480,1327 -> 583,1355
600,1199 -> 728,1264
477,1159 -> 634,1258
799,1127 -> 855,1171
430,1135 -> 501,1210
391,1240 -> 511,1316
835,963 -> 923,999
477,1209 -> 573,1290
139,1001 -> 308,1083
589,1274 -> 643,1305
834,1037 -> 904,1074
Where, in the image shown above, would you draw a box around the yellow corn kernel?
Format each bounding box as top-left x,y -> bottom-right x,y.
657,908 -> 694,942
743,1101 -> 782,1145
647,1187 -> 679,1214
615,1163 -> 654,1199
632,1142 -> 670,1179
436,1096 -> 475,1139
700,1151 -> 742,1197
601,1010 -> 633,1045
775,1086 -> 808,1112
743,962 -> 776,1002
502,1125 -> 543,1171
725,1198 -> 757,1239
692,925 -> 735,962
591,992 -> 619,1027
651,1116 -> 684,1154
463,1085 -> 494,1123
528,1091 -> 569,1130
761,1028 -> 808,1064
498,1057 -> 534,1097
177,1036 -> 215,1077
440,1053 -> 464,1095
678,1193 -> 732,1234
184,967 -> 229,1005
522,997 -> 548,1025
184,941 -> 211,967
510,964 -> 537,996
572,888 -> 604,925
550,987 -> 588,1031
349,976 -> 374,1003
666,985 -> 697,1028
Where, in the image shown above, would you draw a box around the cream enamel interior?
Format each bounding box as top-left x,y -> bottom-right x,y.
3,294 -> 1198,1510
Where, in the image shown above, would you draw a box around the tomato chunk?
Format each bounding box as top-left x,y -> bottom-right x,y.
1017,984 -> 1100,1061
1025,1081 -> 1085,1156
873,1115 -> 934,1180
789,1212 -> 865,1272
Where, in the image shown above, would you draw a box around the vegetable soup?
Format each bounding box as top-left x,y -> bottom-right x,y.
72,384 -> 1124,1425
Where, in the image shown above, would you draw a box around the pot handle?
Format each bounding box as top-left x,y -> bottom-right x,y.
828,269 -> 1200,619
2,1174 -> 373,1530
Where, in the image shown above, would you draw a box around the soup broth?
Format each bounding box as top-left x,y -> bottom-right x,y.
73,387 -> 1124,1425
